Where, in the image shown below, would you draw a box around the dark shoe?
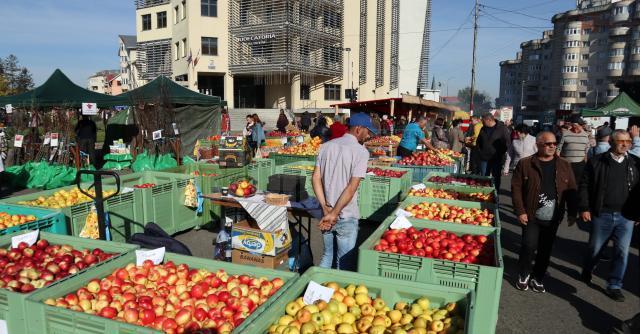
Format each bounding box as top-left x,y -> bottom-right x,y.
515,274 -> 530,291
605,288 -> 625,302
529,277 -> 546,293
580,270 -> 592,284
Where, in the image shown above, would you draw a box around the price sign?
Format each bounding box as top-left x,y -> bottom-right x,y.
136,247 -> 165,266
13,134 -> 24,148
12,230 -> 39,248
82,102 -> 98,115
390,215 -> 412,230
152,130 -> 162,141
4,104 -> 12,114
43,133 -> 51,145
296,136 -> 304,144
50,133 -> 59,147
302,281 -> 334,305
0,319 -> 7,334
281,137 -> 288,145
172,123 -> 180,135
395,208 -> 413,217
411,183 -> 426,191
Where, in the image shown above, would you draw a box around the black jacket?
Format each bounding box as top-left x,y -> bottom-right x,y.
476,121 -> 511,161
578,152 -> 640,216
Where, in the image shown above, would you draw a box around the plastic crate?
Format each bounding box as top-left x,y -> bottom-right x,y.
0,230 -> 138,334
358,218 -> 503,334
406,184 -> 497,205
423,172 -> 494,188
25,251 -> 298,334
275,161 -> 316,195
359,167 -> 414,221
242,266 -> 476,334
399,196 -> 500,231
247,158 -> 275,191
0,204 -> 68,236
268,152 -> 317,166
391,163 -> 458,182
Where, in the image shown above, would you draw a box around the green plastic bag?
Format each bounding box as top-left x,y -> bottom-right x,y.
182,155 -> 196,165
46,166 -> 77,189
79,165 -> 97,183
132,151 -> 154,172
4,165 -> 29,188
26,162 -> 53,189
154,154 -> 178,170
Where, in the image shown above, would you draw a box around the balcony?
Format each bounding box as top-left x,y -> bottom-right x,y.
608,68 -> 624,77
610,27 -> 630,37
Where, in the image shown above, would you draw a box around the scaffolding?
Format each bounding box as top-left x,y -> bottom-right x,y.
136,39 -> 173,81
359,0 -> 367,85
418,0 -> 432,93
228,0 -> 344,84
390,0 -> 400,90
375,0 -> 385,88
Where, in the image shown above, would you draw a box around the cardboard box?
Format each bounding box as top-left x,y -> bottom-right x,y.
232,249 -> 289,269
231,219 -> 291,256
219,149 -> 250,167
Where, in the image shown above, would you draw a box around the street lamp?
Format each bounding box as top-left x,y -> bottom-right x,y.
343,48 -> 353,99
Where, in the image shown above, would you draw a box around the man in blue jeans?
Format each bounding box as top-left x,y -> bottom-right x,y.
579,129 -> 640,302
312,113 -> 375,271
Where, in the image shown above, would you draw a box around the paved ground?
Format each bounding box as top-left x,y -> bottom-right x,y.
3,175 -> 638,333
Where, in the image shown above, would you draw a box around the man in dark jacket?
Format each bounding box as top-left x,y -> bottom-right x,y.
619,180 -> 640,333
476,113 -> 511,191
512,131 -> 577,293
579,129 -> 640,302
301,111 -> 312,132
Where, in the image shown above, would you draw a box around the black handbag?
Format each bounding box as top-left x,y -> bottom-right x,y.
129,222 -> 192,256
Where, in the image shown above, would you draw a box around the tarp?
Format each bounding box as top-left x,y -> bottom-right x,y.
111,76 -> 222,106
0,69 -> 122,108
581,92 -> 640,117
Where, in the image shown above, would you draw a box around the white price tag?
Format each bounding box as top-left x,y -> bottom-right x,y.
390,215 -> 413,230
303,281 -> 334,305
0,319 -> 7,334
82,102 -> 98,115
13,134 -> 23,148
395,208 -> 413,217
152,130 -> 162,141
281,137 -> 288,145
172,123 -> 180,135
136,247 -> 165,266
43,134 -> 51,145
411,183 -> 426,191
296,136 -> 304,144
4,104 -> 12,114
121,187 -> 135,194
366,172 -> 376,176
12,230 -> 39,248
50,133 -> 59,147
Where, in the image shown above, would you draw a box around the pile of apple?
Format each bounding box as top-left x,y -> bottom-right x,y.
0,212 -> 37,229
365,135 -> 401,146
435,149 -> 463,159
375,227 -> 494,265
367,168 -> 407,178
44,260 -> 285,334
18,188 -> 115,209
404,202 -> 494,227
0,240 -> 116,294
267,130 -> 301,137
229,180 -> 256,197
192,171 -> 219,177
270,282 -> 465,334
277,137 -> 322,156
133,183 -> 156,189
408,188 -> 494,203
396,151 -> 454,167
427,175 -> 492,187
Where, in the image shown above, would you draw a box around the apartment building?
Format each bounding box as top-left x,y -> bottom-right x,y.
498,0 -> 640,114
131,0 -> 427,111
87,70 -> 120,94
118,35 -> 139,92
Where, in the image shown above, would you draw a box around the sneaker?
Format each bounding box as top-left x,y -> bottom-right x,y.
529,277 -> 546,293
580,270 -> 592,284
605,288 -> 625,302
515,274 -> 530,291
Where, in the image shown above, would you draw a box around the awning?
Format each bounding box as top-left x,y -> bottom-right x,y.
581,92 -> 640,117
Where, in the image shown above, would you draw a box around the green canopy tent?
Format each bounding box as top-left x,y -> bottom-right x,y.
110,76 -> 222,106
0,69 -> 122,108
581,92 -> 640,117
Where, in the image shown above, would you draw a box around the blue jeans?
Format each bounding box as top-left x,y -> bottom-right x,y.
319,218 -> 359,271
583,212 -> 634,289
479,159 -> 503,193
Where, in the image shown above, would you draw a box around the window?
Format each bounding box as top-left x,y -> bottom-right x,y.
300,84 -> 311,100
580,80 -> 589,86
580,66 -> 590,73
527,54 -> 540,61
157,11 -> 167,28
201,0 -> 217,17
527,74 -> 540,81
631,62 -> 640,69
582,54 -> 590,60
174,42 -> 179,60
609,48 -> 625,57
181,1 -> 186,19
201,37 -> 218,55
583,41 -> 590,47
142,14 -> 151,31
562,66 -> 578,73
565,40 -> 581,48
565,28 -> 580,35
561,79 -> 577,85
579,92 -> 587,98
560,103 -> 572,110
608,62 -> 624,70
561,91 -> 577,98
528,65 -> 541,71
633,47 -> 640,54
583,28 -> 592,35
181,38 -> 187,57
564,53 -> 578,61
614,6 -> 627,15
174,6 -> 179,23
324,84 -> 341,100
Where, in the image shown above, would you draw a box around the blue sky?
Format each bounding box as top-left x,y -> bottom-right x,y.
0,0 -> 575,100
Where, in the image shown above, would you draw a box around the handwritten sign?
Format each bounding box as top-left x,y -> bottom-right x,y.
82,102 -> 98,115
12,230 -> 39,248
50,133 -> 59,147
136,247 -> 165,266
303,281 -> 334,305
13,135 -> 24,148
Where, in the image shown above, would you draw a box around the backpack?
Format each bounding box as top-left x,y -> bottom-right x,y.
129,223 -> 192,256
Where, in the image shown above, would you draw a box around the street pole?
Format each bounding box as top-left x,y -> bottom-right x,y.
469,0 -> 479,115
344,47 -> 352,100
520,79 -> 525,113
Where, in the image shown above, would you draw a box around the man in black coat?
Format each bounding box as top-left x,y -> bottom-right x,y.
475,113 -> 512,192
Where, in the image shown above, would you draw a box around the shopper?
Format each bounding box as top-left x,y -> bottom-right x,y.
511,131 -> 577,292
75,115 -> 97,165
630,125 -> 640,157
251,114 -> 266,151
588,126 -> 612,158
310,116 -> 330,143
371,113 -> 382,136
465,115 -> 483,174
447,119 -> 465,153
312,113 -> 375,270
0,127 -> 6,173
620,177 -> 640,333
504,124 -> 537,175
221,108 -> 231,135
300,111 -> 312,132
431,117 -> 450,149
243,115 -> 255,154
476,113 -> 511,192
557,115 -> 590,186
579,130 -> 640,302
329,118 -> 348,140
276,109 -> 289,133
397,116 -> 435,157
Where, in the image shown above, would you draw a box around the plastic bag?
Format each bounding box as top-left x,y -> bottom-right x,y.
154,154 -> 177,170
46,166 -> 76,189
132,151 -> 154,172
26,162 -> 53,189
182,155 -> 196,165
4,165 -> 29,188
79,165 -> 97,183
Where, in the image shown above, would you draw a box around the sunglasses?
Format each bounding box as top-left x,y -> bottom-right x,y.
539,142 -> 557,147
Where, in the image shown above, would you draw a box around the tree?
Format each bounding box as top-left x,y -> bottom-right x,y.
0,54 -> 34,96
457,87 -> 493,114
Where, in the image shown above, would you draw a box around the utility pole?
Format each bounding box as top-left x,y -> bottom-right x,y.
520,79 -> 525,113
469,0 -> 479,115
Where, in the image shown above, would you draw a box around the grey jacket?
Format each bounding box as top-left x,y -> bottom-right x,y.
504,134 -> 537,174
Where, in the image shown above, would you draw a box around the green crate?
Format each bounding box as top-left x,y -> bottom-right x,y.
25,251 -> 298,334
399,196 -> 500,231
360,167 -> 414,221
406,184 -> 497,205
104,190 -> 146,243
247,158 -> 275,191
268,152 -> 317,166
0,204 -> 68,236
276,161 -> 316,195
242,266 -> 476,334
391,163 -> 458,182
358,217 -> 503,334
0,230 -> 138,334
423,172 -> 494,188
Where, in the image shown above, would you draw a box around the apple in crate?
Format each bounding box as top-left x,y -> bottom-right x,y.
229,180 -> 256,197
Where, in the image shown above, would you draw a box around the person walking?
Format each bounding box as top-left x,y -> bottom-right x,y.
579,130 -> 640,302
448,119 -> 465,153
431,117 -> 450,149
75,115 -> 97,165
276,109 -> 289,133
556,115 -> 590,186
476,113 -> 511,191
619,175 -> 640,333
397,116 -> 435,157
504,124 -> 537,175
512,131 -> 577,292
312,113 -> 375,270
